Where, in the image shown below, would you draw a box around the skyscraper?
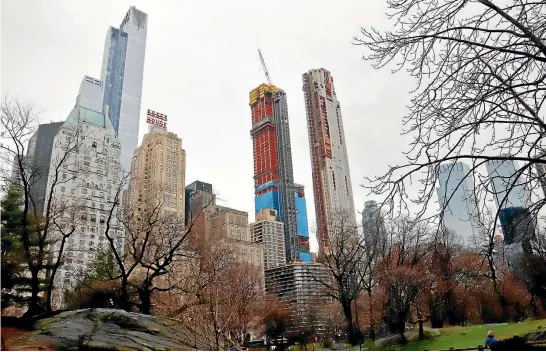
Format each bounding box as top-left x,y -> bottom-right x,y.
302,69 -> 356,252
362,200 -> 387,248
486,159 -> 535,269
249,84 -> 298,262
100,6 -> 147,174
127,127 -> 186,221
436,162 -> 480,246
486,159 -> 531,210
45,78 -> 124,297
24,122 -> 63,214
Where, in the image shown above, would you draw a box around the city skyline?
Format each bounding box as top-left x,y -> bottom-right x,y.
0,1 -> 438,252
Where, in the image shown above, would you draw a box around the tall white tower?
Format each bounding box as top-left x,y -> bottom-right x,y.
485,159 -> 531,210
302,69 -> 356,252
436,161 -> 481,246
100,6 -> 147,175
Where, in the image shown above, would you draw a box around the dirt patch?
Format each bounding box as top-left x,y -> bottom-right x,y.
1,326 -> 54,351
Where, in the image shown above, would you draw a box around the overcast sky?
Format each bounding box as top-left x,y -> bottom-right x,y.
1,0 -> 417,251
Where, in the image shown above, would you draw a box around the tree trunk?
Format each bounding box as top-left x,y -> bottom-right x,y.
488,252 -> 510,321
27,269 -> 43,318
341,299 -> 356,345
138,286 -> 152,315
367,290 -> 375,340
47,238 -> 67,313
119,277 -> 131,312
397,319 -> 407,344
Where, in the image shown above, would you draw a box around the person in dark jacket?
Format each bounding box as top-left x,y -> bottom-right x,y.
484,330 -> 498,350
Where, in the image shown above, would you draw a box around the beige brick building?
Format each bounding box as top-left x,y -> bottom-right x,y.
210,207 -> 263,270
127,127 -> 186,220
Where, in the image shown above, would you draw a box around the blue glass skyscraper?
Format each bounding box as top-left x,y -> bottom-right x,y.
100,6 -> 147,174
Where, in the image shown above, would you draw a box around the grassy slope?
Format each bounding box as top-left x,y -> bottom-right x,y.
405,319 -> 546,351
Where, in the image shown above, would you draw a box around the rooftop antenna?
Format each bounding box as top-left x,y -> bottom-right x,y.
258,49 -> 272,85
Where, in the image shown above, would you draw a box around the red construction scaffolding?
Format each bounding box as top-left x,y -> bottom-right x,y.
250,84 -> 280,191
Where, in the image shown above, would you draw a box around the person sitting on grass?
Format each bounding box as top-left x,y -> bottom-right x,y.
484,331 -> 498,350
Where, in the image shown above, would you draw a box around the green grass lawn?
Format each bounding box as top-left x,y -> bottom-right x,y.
402,319 -> 546,351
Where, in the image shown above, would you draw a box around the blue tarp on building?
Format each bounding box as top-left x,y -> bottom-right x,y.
255,189 -> 280,215
295,191 -> 309,238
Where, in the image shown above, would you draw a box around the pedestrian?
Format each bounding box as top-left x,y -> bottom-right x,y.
484,330 -> 498,350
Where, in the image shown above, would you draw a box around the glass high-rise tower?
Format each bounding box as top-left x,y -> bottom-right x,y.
485,159 -> 531,210
100,6 -> 147,174
436,162 -> 480,246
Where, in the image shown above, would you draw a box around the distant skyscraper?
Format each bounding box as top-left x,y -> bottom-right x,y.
127,127 -> 186,221
436,162 -> 480,246
294,184 -> 311,263
362,200 -> 387,248
17,122 -> 63,214
486,159 -> 531,210
45,80 -> 124,298
100,6 -> 147,174
249,84 -> 298,262
302,69 -> 356,252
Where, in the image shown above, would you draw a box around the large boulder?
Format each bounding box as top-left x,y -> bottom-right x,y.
374,334 -> 405,348
17,309 -> 202,350
524,330 -> 546,343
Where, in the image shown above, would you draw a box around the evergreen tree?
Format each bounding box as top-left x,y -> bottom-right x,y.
1,188 -> 31,306
87,248 -> 119,283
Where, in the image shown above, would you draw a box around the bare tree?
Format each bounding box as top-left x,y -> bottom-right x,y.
359,205 -> 389,339
354,0 -> 546,259
377,216 -> 429,343
98,183 -> 182,312
310,211 -> 366,346
1,96 -> 84,318
163,237 -> 264,351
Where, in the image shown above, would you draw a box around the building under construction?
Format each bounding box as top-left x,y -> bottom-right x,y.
250,84 -> 299,263
302,69 -> 357,253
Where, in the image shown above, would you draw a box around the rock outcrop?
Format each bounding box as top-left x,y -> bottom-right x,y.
18,309 -> 200,350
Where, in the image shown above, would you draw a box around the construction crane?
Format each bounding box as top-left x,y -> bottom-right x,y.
258,49 -> 272,85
